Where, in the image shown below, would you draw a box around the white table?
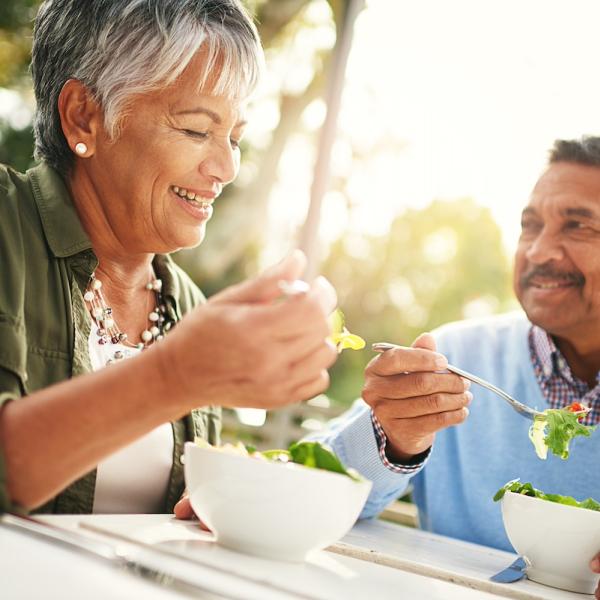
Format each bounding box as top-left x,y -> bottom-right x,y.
1,514 -> 594,600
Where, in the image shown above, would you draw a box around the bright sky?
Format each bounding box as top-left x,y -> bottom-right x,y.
260,0 -> 600,261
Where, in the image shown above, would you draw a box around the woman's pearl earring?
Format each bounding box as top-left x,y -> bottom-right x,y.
75,142 -> 88,155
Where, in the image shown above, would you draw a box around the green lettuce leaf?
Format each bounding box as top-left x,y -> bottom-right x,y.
543,409 -> 594,459
288,441 -> 362,481
197,440 -> 364,482
528,417 -> 548,460
328,309 -> 366,353
529,409 -> 596,460
493,479 -> 600,512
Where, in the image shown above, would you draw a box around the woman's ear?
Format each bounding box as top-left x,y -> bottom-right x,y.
57,79 -> 102,158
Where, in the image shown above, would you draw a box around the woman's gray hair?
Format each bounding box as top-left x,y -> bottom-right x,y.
32,0 -> 263,175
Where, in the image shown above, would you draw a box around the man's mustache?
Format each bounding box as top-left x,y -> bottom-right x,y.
520,265 -> 585,288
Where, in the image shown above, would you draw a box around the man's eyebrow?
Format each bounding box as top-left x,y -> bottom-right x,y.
172,107 -> 247,128
521,207 -> 537,218
564,206 -> 597,219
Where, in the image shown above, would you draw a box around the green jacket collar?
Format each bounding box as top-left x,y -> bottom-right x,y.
27,162 -> 92,258
154,254 -> 184,321
25,162 -> 185,319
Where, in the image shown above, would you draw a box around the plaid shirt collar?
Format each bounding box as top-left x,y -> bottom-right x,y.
529,324 -> 600,425
531,325 -> 577,384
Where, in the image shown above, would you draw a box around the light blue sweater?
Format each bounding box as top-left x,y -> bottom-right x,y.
311,312 -> 600,551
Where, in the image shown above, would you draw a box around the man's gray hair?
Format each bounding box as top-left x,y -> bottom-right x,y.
549,136 -> 600,167
32,0 -> 263,174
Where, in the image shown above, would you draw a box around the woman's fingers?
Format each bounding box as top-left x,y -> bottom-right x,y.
173,494 -> 212,532
174,494 -> 194,520
290,370 -> 331,403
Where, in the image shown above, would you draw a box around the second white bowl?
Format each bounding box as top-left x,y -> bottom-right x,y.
502,490 -> 600,594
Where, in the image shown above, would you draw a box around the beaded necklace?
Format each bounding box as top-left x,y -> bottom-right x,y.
84,272 -> 168,363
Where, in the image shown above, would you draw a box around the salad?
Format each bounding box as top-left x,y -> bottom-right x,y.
329,309 -> 365,352
494,479 -> 600,512
529,402 -> 596,460
195,439 -> 364,482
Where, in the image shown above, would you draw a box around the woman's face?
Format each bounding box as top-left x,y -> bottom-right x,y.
89,57 -> 247,254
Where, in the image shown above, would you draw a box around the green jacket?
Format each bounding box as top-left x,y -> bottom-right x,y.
0,162 -> 221,514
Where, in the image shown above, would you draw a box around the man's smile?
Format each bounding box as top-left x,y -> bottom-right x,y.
528,277 -> 581,290
520,266 -> 585,292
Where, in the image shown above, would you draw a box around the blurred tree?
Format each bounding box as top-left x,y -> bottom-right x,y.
0,0 -> 37,86
321,198 -> 516,405
0,0 -> 343,227
0,0 -> 39,170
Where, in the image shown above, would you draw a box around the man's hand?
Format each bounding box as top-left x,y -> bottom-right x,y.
156,250 -> 339,411
363,333 -> 472,462
591,553 -> 600,599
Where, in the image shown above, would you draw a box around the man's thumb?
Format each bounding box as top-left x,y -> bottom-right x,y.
412,332 -> 437,352
211,250 -> 307,305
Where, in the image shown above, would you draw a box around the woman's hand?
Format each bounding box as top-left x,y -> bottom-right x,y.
156,250 -> 339,411
363,333 -> 471,462
591,553 -> 600,599
173,491 -> 211,531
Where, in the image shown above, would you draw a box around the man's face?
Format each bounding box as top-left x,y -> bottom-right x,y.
514,161 -> 600,344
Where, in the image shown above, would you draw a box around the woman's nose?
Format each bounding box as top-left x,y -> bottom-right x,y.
202,137 -> 239,185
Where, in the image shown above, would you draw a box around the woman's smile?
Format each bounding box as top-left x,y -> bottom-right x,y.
170,185 -> 214,222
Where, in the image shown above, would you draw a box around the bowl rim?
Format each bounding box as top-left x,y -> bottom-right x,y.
503,489 -> 600,520
184,441 -> 371,487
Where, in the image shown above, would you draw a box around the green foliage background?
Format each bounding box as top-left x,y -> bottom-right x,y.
0,0 -> 515,410
323,199 -> 515,402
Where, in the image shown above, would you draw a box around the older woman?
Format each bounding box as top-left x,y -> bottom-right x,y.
0,0 -> 337,515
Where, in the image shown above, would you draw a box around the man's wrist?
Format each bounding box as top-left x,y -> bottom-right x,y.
386,444 -> 431,466
370,410 -> 432,474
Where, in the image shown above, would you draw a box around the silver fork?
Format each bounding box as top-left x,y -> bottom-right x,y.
371,342 -> 543,420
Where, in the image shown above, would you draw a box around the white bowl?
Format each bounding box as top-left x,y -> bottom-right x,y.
501,491 -> 600,593
183,442 -> 372,561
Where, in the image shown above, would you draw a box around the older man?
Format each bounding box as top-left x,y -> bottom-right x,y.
312,137 -> 600,592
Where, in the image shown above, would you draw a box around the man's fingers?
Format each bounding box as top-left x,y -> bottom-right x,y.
365,370 -> 467,401
370,346 -> 448,376
412,332 -> 437,352
392,407 -> 470,436
371,391 -> 473,419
